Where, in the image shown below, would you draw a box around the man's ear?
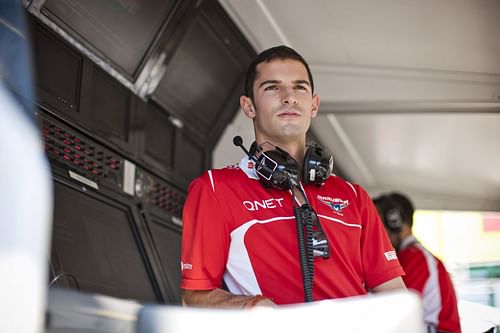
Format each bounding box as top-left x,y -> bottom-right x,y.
240,96 -> 256,119
311,94 -> 320,118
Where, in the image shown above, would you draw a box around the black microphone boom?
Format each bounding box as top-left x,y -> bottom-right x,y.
233,136 -> 257,162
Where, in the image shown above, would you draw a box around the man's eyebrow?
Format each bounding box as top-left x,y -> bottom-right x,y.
258,79 -> 311,88
258,80 -> 281,88
293,80 -> 311,86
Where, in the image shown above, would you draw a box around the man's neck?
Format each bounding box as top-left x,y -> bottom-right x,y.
256,137 -> 307,165
398,234 -> 417,251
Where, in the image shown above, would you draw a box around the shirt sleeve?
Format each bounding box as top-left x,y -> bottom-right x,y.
180,172 -> 231,291
357,185 -> 405,289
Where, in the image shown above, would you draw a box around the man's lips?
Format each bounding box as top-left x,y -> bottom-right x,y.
278,109 -> 301,117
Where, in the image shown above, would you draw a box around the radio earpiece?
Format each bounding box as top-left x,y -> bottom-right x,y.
373,195 -> 404,233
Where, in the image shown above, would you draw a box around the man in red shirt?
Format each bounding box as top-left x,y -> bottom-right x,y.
181,45 -> 406,308
373,193 -> 461,333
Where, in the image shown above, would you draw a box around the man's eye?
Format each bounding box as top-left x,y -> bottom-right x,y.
264,86 -> 278,91
295,85 -> 307,90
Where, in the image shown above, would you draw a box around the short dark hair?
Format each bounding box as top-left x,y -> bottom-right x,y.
243,45 -> 315,101
388,192 -> 415,227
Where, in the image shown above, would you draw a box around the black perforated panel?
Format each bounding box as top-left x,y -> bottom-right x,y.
40,112 -> 125,194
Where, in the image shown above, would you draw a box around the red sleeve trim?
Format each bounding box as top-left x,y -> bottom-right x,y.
365,265 -> 405,290
181,278 -> 220,291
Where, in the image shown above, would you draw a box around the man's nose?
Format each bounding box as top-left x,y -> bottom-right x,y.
281,88 -> 298,105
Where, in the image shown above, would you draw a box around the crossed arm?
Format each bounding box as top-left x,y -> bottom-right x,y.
182,277 -> 406,308
182,288 -> 276,308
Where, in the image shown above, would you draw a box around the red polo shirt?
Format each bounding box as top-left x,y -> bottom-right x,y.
398,236 -> 461,332
181,156 -> 404,304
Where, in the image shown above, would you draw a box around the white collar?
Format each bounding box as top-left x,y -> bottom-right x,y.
399,234 -> 418,251
238,155 -> 259,180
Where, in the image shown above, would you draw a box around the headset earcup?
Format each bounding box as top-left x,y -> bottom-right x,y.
256,149 -> 299,190
302,146 -> 313,184
302,144 -> 333,185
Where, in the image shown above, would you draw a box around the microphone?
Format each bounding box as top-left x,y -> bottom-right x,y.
233,136 -> 257,162
232,135 -> 243,147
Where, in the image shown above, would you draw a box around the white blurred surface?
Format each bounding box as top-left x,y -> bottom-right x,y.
459,299 -> 500,332
138,291 -> 425,333
0,86 -> 53,333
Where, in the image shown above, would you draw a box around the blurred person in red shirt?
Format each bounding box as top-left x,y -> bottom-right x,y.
374,193 -> 461,333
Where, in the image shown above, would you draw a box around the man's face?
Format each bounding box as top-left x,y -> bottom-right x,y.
243,58 -> 319,144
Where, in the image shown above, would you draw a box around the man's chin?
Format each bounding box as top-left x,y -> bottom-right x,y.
279,125 -> 309,138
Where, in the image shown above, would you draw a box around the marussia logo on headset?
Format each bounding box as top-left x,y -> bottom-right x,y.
317,195 -> 349,215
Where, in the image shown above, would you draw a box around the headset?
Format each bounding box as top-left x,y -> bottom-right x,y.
373,195 -> 404,233
233,136 -> 333,190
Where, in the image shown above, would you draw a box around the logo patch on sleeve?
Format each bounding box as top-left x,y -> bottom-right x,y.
384,250 -> 398,261
181,261 -> 193,270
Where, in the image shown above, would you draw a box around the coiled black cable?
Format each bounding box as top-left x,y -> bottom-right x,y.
289,178 -> 315,302
294,205 -> 312,302
302,204 -> 315,290
294,204 -> 315,302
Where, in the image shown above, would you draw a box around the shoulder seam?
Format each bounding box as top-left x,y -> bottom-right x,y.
345,180 -> 358,198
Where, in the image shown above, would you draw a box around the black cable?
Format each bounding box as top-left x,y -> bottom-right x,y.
289,179 -> 314,302
302,204 -> 315,286
294,205 -> 313,302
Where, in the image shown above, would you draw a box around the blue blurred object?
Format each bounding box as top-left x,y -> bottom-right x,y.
0,0 -> 35,120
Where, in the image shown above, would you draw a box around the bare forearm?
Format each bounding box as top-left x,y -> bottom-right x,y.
182,288 -> 275,309
370,277 -> 407,293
